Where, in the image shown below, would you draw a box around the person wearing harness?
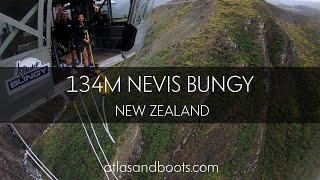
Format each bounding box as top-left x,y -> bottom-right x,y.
73,13 -> 93,73
54,4 -> 78,74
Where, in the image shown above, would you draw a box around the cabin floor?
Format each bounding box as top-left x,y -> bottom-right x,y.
92,50 -> 120,65
53,50 -> 122,85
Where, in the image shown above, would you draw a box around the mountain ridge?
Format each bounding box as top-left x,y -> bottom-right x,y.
266,0 -> 320,10
27,0 -> 320,179
277,4 -> 320,16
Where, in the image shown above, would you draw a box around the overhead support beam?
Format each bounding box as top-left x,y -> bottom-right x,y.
47,0 -> 53,47
108,0 -> 113,24
0,13 -> 38,37
38,0 -> 44,48
0,3 -> 38,56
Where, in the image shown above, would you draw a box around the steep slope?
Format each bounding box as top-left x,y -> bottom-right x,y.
122,1 -> 320,179
262,2 -> 320,66
0,127 -> 27,180
29,0 -> 320,179
125,0 -> 319,67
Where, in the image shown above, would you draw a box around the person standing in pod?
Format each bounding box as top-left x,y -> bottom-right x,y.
73,13 -> 94,74
54,4 -> 79,74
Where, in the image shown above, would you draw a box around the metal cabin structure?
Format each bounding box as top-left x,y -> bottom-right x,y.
0,0 -> 154,123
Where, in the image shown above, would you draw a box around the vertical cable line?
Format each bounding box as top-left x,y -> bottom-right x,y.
85,26 -> 115,144
79,93 -> 118,180
102,95 -> 113,142
8,124 -> 57,180
25,150 -> 53,180
89,89 -> 115,143
72,99 -> 110,179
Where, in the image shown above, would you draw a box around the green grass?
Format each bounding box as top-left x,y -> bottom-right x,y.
278,18 -> 320,66
262,124 -> 320,179
129,3 -> 194,66
261,70 -> 320,179
32,94 -> 128,179
138,0 -> 265,67
132,123 -> 179,179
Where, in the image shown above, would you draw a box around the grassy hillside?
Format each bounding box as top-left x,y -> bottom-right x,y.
32,123 -> 127,179
32,0 -> 320,179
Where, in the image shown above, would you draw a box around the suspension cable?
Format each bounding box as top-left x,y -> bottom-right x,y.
25,150 -> 54,180
8,124 -> 57,180
89,89 -> 115,143
79,93 -> 118,179
72,100 -> 110,179
102,95 -> 115,143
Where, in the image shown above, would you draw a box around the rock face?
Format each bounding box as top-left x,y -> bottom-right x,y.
0,124 -> 49,180
0,126 -> 26,180
111,124 -> 143,179
0,96 -> 65,179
